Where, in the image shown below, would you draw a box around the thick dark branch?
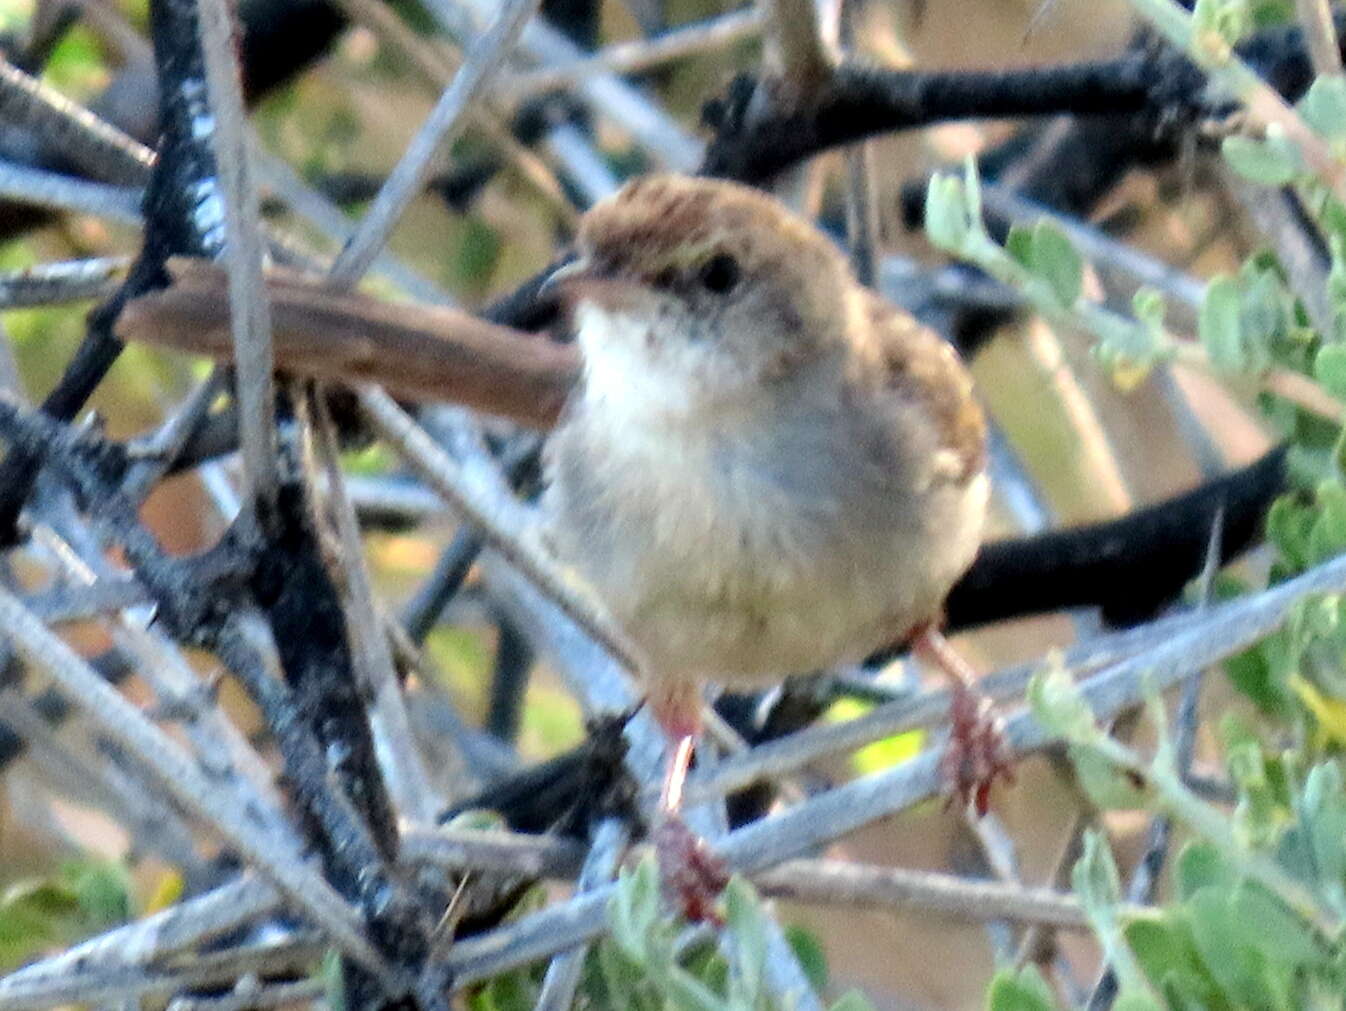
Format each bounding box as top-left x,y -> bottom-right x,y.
703,53 -> 1175,182
944,446 -> 1287,632
702,16 -> 1337,183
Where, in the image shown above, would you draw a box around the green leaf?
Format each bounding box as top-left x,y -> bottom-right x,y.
1126,915 -> 1228,1011
1005,224 -> 1034,269
1175,841 -> 1238,901
610,855 -> 664,964
0,860 -> 131,970
1199,275 -> 1246,372
783,925 -> 828,993
1314,344 -> 1346,402
1112,992 -> 1163,1011
985,964 -> 1059,1011
1193,0 -> 1252,44
1070,744 -> 1150,810
1027,220 -> 1083,306
1298,77 -> 1346,144
1073,829 -> 1123,917
1131,287 -> 1167,338
1186,888 -> 1286,1009
924,175 -> 973,254
1267,494 -> 1315,570
596,937 -> 646,1010
1222,134 -> 1302,185
475,972 -> 536,1011
1027,662 -> 1096,743
722,877 -> 767,1003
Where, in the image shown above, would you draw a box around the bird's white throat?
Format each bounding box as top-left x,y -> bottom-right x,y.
573,301 -> 704,426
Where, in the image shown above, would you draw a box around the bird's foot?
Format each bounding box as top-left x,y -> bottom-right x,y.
652,814 -> 729,924
940,682 -> 1014,816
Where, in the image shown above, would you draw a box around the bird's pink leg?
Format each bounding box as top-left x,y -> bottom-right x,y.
911,624 -> 1014,816
648,683 -> 728,922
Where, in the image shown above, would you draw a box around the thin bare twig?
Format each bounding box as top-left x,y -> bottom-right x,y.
0,688 -> 202,871
758,0 -> 834,99
753,857 -> 1118,929
0,257 -> 130,309
436,551 -> 1346,985
534,818 -> 629,1011
329,0 -> 544,285
302,387 -> 440,823
432,0 -> 702,170
166,977 -> 327,1011
0,52 -> 154,183
0,584 -> 396,984
0,159 -> 142,223
356,389 -> 638,671
399,824 -> 586,878
0,877 -> 281,1009
326,0 -> 577,226
507,7 -> 765,98
195,0 -> 279,514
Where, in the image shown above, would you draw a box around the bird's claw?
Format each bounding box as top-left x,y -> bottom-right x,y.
940,684 -> 1014,816
653,815 -> 729,924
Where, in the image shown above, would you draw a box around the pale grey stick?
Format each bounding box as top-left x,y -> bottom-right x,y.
754,858 -> 1108,928
0,877 -> 280,1009
0,689 -> 201,872
399,825 -> 587,878
0,159 -> 141,223
166,978 -> 327,1011
0,932 -> 327,1011
679,599 -> 1236,807
304,391 -> 440,822
358,388 -> 639,672
1296,0 -> 1342,77
440,550 -> 1346,985
0,53 -> 153,182
0,585 -> 395,984
122,368 -> 231,502
329,0 -> 543,285
325,0 -> 577,226
439,0 -> 702,170
507,7 -> 764,97
195,0 -> 279,513
0,256 -> 129,308
248,135 -> 453,306
31,524 -> 300,852
533,818 -> 629,1011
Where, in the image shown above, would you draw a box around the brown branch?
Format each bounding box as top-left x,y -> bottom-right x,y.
115,258 -> 579,430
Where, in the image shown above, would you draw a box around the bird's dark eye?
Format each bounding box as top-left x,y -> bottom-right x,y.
698,253 -> 740,295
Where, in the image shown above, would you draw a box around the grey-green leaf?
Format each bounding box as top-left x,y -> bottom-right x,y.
1222,135 -> 1301,186
1028,219 -> 1083,306
1200,275 -> 1246,372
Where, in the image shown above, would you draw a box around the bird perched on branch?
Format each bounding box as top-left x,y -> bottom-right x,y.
541,174 -> 1007,917
118,173 -> 1009,918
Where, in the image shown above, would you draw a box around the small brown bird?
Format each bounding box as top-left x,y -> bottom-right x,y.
116,173 -> 1006,915
542,175 -> 1004,910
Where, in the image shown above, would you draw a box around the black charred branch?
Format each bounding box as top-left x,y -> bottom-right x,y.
701,15 -> 1338,184
946,446 -> 1288,632
0,0 -> 231,545
0,394 -> 437,1006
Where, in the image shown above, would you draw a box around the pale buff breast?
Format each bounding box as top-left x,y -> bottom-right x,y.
543,327 -> 988,687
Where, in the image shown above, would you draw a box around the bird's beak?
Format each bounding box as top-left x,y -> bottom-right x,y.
541,257 -> 638,308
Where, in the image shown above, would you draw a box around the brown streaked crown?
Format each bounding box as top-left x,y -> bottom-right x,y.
575,174 -> 849,292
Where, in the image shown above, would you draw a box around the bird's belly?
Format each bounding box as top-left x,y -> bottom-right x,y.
546,417 -> 985,684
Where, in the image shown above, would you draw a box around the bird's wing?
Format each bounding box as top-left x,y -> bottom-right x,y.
861,290 -> 987,487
